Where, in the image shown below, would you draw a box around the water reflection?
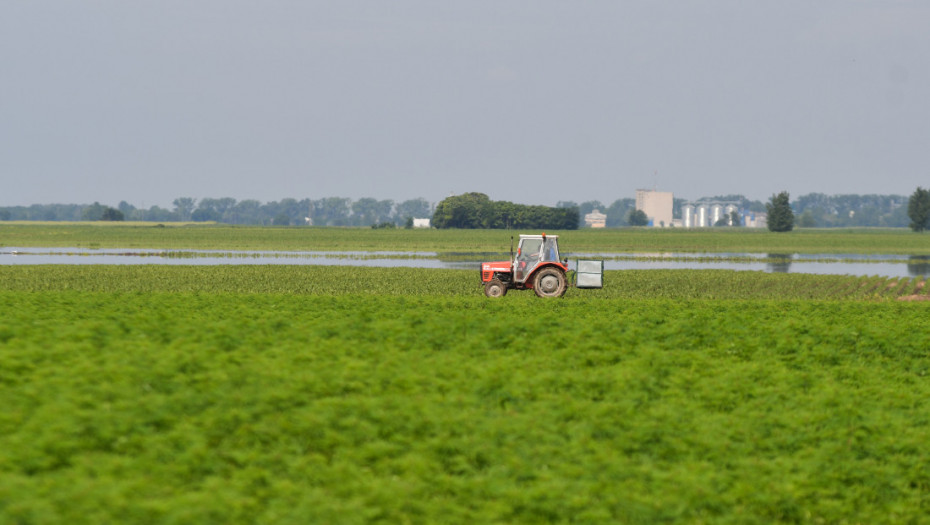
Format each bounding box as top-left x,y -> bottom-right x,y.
766,253 -> 793,273
3,247 -> 930,278
907,255 -> 930,276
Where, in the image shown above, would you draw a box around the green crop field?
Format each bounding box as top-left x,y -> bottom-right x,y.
2,264 -> 930,523
3,222 -> 930,254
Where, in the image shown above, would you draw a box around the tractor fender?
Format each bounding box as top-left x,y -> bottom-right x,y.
525,262 -> 568,287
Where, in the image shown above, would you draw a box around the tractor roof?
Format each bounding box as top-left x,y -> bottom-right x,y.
518,234 -> 558,239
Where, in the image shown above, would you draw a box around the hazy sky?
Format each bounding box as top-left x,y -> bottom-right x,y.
2,1 -> 928,208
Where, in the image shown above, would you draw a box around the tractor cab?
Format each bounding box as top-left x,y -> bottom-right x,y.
514,234 -> 561,282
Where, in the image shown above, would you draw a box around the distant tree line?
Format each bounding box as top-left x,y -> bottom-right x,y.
0,197 -> 434,227
0,192 -> 919,228
432,193 -> 578,229
793,193 -> 909,228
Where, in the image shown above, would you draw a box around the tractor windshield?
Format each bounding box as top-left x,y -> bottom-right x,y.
521,238 -> 542,258
542,237 -> 559,262
515,237 -> 543,282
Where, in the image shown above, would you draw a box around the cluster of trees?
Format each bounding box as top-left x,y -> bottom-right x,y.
793,193 -> 909,228
0,197 -> 433,226
431,193 -> 578,230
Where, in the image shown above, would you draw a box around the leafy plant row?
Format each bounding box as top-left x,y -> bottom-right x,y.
2,265 -> 928,301
4,223 -> 930,254
2,292 -> 930,523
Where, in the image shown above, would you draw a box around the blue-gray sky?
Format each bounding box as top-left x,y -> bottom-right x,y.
2,1 -> 928,208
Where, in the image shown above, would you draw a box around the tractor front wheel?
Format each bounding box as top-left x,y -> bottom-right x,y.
484,279 -> 507,298
533,267 -> 567,298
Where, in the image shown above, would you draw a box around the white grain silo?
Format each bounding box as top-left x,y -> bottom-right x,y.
682,204 -> 695,228
724,204 -> 738,225
696,205 -> 708,227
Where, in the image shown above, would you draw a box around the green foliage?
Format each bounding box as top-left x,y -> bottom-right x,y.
908,187 -> 930,232
100,208 -> 124,221
0,265 -> 927,301
272,213 -> 291,226
351,198 -> 394,226
80,202 -> 107,221
797,209 -> 816,228
766,191 -> 795,232
432,193 -> 578,230
2,286 -> 930,523
432,192 -> 494,228
172,197 -> 196,221
794,193 -> 909,228
627,209 -> 649,226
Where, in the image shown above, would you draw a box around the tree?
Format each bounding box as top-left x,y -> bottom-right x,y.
432,193 -> 494,228
766,191 -> 794,232
311,197 -> 351,226
118,201 -> 137,220
627,209 -> 649,226
577,201 -> 604,228
229,199 -> 263,224
351,198 -> 393,226
605,198 -> 635,227
173,197 -> 196,221
100,207 -> 124,221
395,198 -> 432,225
908,187 -> 930,232
729,210 -> 741,227
81,202 -> 107,221
191,208 -> 220,222
797,210 -> 816,228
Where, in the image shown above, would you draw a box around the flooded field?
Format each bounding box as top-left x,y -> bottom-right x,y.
3,247 -> 930,278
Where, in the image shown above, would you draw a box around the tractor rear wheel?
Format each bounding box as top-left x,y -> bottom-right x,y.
533,267 -> 567,298
484,279 -> 507,298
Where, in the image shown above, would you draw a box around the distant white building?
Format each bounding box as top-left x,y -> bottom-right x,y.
584,209 -> 607,228
412,218 -> 431,228
636,189 -> 674,227
744,212 -> 767,228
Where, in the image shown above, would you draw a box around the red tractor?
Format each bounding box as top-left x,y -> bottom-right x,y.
481,233 -> 570,298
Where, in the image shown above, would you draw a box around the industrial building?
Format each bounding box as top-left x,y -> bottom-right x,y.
635,189 -> 674,227
680,201 -> 766,228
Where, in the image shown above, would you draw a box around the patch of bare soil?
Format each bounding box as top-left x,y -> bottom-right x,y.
897,294 -> 930,302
